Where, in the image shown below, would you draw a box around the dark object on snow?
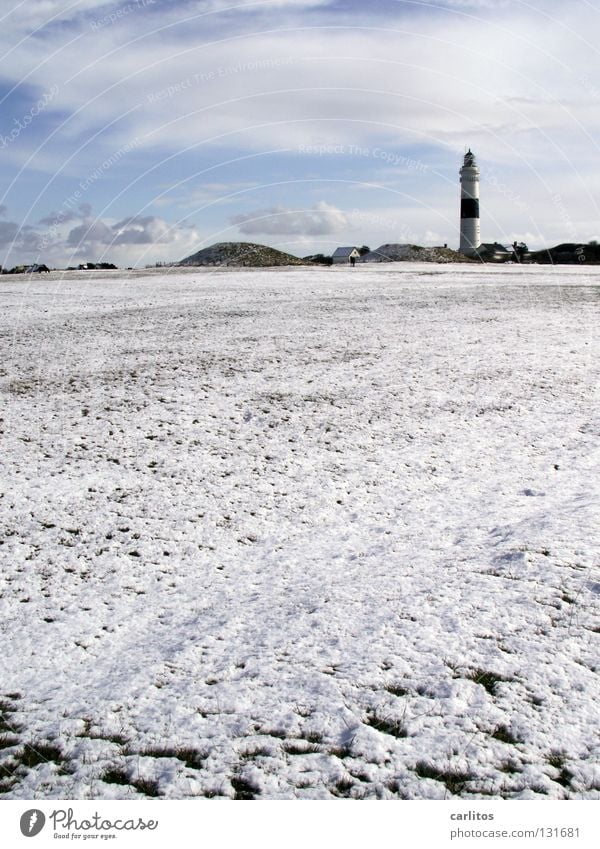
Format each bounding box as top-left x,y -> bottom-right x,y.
304,253 -> 333,265
528,242 -> 600,265
473,243 -> 514,263
8,263 -> 50,273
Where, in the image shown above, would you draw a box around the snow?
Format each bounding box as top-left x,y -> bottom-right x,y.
0,263 -> 598,800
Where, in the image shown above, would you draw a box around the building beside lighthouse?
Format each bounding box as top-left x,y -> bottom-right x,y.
459,149 -> 481,255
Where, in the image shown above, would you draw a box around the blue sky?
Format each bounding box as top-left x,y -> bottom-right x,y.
1,0 -> 599,266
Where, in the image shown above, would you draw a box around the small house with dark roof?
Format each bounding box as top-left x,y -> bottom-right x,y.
332,246 -> 360,264
474,242 -> 513,263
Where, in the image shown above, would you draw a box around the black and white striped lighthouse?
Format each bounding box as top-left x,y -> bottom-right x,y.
459,149 -> 481,255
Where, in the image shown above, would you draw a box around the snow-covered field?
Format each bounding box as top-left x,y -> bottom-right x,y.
1,263 -> 598,800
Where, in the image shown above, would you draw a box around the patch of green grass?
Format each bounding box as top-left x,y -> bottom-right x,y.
415,762 -> 472,795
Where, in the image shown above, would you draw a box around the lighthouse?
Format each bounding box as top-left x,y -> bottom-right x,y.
459,149 -> 481,255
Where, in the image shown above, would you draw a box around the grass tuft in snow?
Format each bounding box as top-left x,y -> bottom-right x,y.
139,746 -> 206,769
0,757 -> 21,794
499,761 -> 521,774
0,700 -> 21,734
303,731 -> 323,744
331,777 -> 356,797
547,752 -> 575,788
364,712 -> 408,739
131,777 -> 160,797
0,740 -> 68,795
283,740 -> 321,756
329,744 -> 353,760
20,742 -> 65,768
465,669 -> 509,696
100,767 -> 160,797
239,745 -> 271,761
230,773 -> 257,800
257,727 -> 288,740
386,779 -> 411,799
384,683 -> 411,697
414,762 -> 473,795
93,733 -> 130,747
99,768 -> 129,786
491,725 -> 521,745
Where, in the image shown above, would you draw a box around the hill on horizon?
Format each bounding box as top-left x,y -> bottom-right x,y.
361,243 -> 473,263
179,241 -> 306,267
528,242 -> 600,264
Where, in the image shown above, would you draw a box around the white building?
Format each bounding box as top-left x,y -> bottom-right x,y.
332,246 -> 361,264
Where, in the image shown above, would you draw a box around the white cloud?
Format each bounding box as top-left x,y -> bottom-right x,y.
1,206 -> 202,267
67,218 -> 114,246
111,214 -> 192,244
231,201 -> 349,235
0,1 -> 108,34
4,1 -> 599,171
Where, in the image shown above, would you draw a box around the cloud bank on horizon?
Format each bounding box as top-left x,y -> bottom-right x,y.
1,0 -> 599,266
